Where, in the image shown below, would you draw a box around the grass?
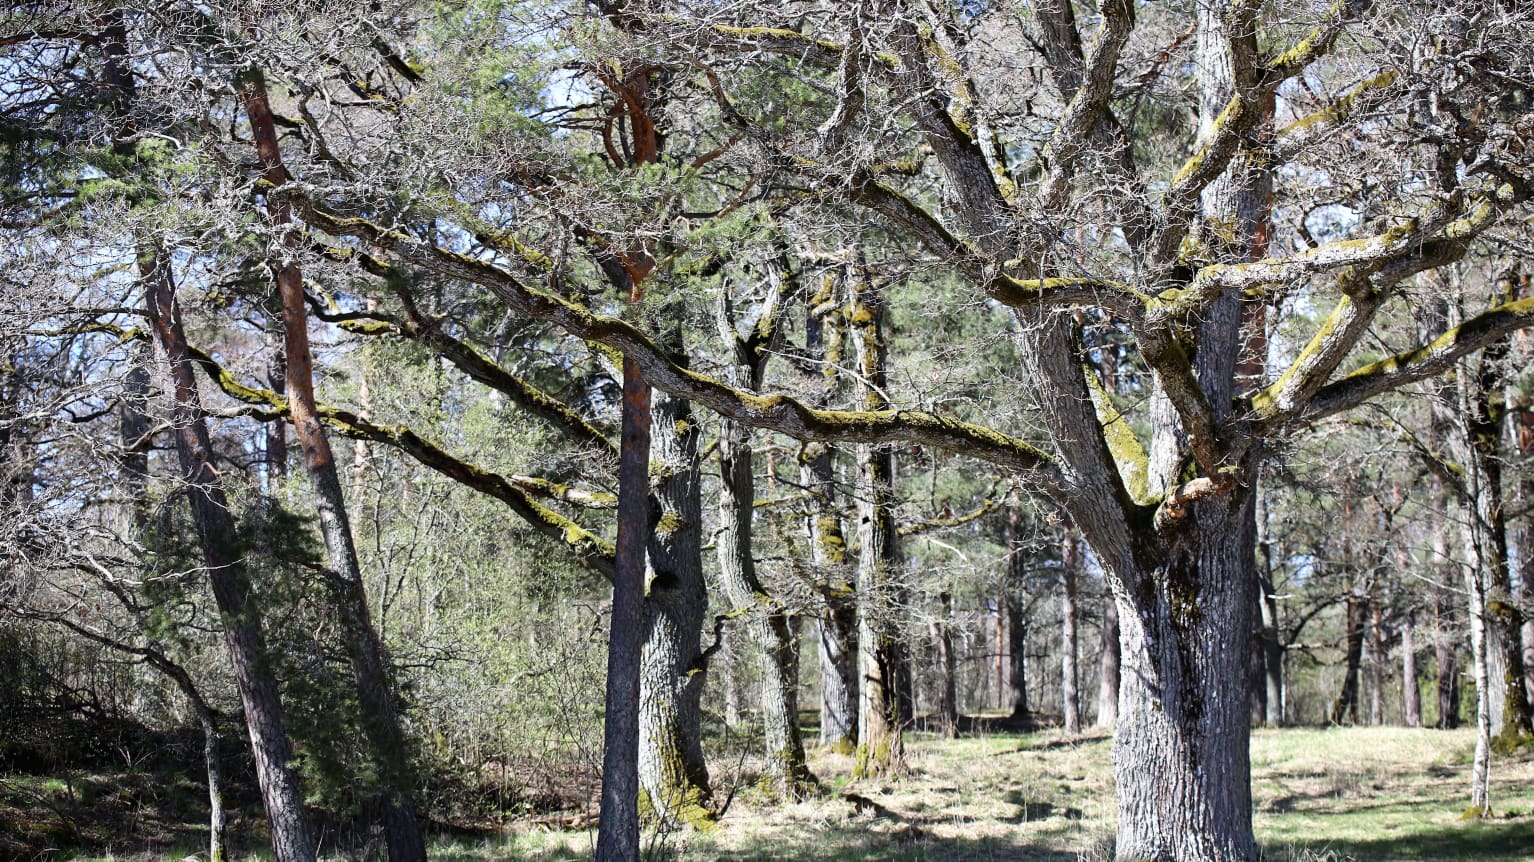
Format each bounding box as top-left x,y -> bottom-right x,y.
12,726 -> 1534,861
437,725 -> 1534,862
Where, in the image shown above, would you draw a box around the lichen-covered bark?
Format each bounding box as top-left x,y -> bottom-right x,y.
847,262 -> 905,779
637,386 -> 714,827
1111,488 -> 1258,862
716,417 -> 812,796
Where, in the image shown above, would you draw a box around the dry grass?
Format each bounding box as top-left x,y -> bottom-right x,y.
23,725 -> 1534,860
437,725 -> 1534,862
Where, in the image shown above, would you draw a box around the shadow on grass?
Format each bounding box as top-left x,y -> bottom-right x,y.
1269,817 -> 1534,861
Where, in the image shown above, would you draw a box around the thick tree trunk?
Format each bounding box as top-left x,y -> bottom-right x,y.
816,598 -> 858,750
1331,594 -> 1367,726
1060,531 -> 1081,735
1096,592 -> 1120,728
932,592 -> 959,738
240,70 -> 427,862
637,387 -> 714,826
597,356 -> 649,861
716,418 -> 812,796
1402,611 -> 1422,728
141,251 -> 316,862
1109,491 -> 1258,862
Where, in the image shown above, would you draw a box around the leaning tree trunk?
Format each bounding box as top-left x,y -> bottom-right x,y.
141,251 -> 316,862
240,69 -> 426,862
637,385 -> 714,827
119,342 -> 229,861
716,417 -> 812,796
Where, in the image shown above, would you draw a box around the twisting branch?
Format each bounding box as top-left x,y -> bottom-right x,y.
282,192 -> 1065,484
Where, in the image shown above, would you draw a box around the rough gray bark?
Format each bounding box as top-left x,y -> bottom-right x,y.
141,251 -> 316,862
239,69 -> 426,862
1463,507 -> 1494,814
800,293 -> 858,751
637,383 -> 714,826
848,263 -> 904,778
716,417 -> 812,795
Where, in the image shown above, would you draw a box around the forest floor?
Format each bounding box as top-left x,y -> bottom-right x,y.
442,724 -> 1534,862
9,724 -> 1534,861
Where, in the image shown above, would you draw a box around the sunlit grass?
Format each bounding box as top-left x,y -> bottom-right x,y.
18,726 -> 1534,860
447,724 -> 1534,862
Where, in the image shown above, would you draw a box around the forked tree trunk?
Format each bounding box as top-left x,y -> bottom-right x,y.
1060,531 -> 1081,735
637,387 -> 714,826
240,70 -> 426,861
141,251 -> 315,862
717,417 -> 812,796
